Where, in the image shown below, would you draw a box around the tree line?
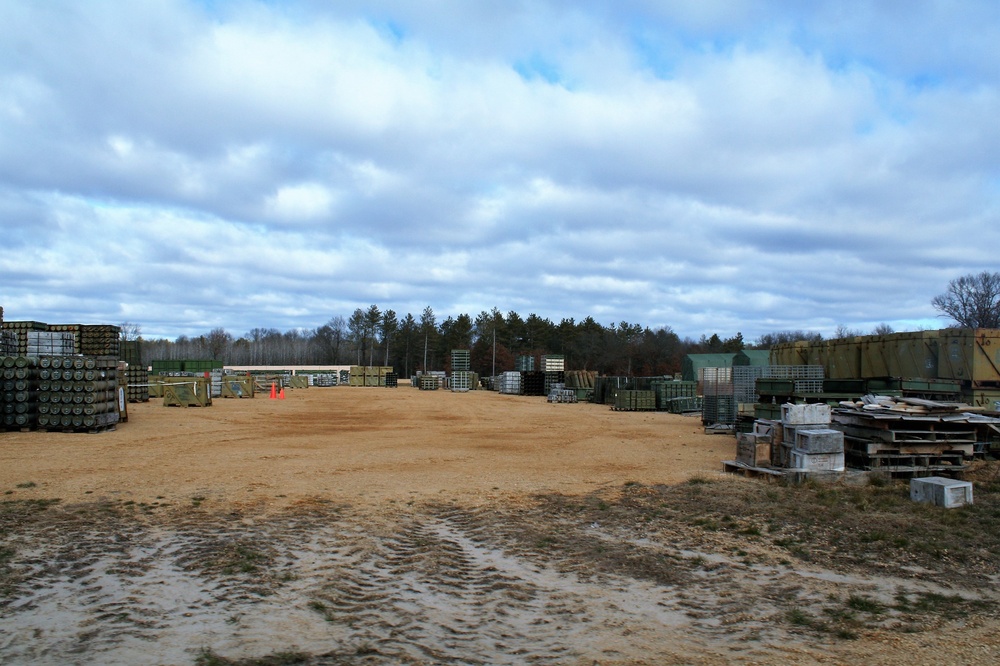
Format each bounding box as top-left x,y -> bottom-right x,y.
133,305 -> 878,378
129,271 -> 1000,376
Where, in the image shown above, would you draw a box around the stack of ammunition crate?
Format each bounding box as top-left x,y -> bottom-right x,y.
612,389 -> 656,411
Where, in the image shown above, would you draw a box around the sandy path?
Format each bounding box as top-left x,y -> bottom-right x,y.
1,385 -> 730,508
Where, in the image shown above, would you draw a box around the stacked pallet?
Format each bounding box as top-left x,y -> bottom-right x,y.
119,340 -> 143,367
384,372 -> 398,388
1,356 -> 40,430
522,371 -> 546,396
702,367 -> 736,425
125,365 -> 150,402
36,356 -> 120,432
515,355 -> 535,371
451,349 -> 471,371
450,371 -> 473,392
0,306 -> 14,356
832,395 -> 991,474
497,371 -> 522,395
312,373 -> 339,387
418,374 -> 440,390
540,355 -> 564,372
47,325 -> 82,353
547,384 -> 577,403
651,380 -> 698,412
2,321 -> 47,355
349,365 -> 394,387
543,371 -> 565,396
79,325 -> 120,356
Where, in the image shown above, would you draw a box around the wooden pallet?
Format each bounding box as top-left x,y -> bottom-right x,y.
846,449 -> 967,473
722,460 -> 785,478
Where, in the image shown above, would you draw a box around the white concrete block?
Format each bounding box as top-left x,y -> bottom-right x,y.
781,403 -> 831,426
794,428 -> 845,454
910,477 -> 973,508
789,449 -> 845,472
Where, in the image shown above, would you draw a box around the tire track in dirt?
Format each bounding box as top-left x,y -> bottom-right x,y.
3,495 -> 999,665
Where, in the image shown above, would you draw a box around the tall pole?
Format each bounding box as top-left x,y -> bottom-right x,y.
492,326 -> 496,379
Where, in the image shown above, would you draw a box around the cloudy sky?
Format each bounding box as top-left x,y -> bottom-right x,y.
1,1 -> 998,342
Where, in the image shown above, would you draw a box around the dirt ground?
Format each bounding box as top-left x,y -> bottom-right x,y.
2,384 -> 1000,665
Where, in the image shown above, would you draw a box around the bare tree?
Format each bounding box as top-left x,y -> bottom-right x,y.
832,325 -> 863,339
932,271 -> 1000,329
206,327 -> 233,360
119,321 -> 142,342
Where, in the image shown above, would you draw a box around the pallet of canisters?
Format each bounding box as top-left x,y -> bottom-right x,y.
1,355 -> 40,430
384,372 -> 398,388
79,325 -> 120,356
36,355 -> 120,432
125,366 -> 150,402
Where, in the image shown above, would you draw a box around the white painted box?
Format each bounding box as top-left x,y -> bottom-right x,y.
781,403 -> 831,426
788,448 -> 845,472
910,477 -> 973,508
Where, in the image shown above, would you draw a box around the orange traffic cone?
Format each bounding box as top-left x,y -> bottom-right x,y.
270,382 -> 277,399
279,387 -> 285,400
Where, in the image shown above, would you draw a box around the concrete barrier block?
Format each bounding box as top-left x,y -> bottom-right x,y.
795,428 -> 845,454
910,477 -> 973,508
781,403 -> 831,426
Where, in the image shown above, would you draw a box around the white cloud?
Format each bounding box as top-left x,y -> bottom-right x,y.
0,0 -> 998,340
265,183 -> 336,221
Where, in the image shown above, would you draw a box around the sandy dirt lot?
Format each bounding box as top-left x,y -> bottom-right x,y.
2,385 -> 999,665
